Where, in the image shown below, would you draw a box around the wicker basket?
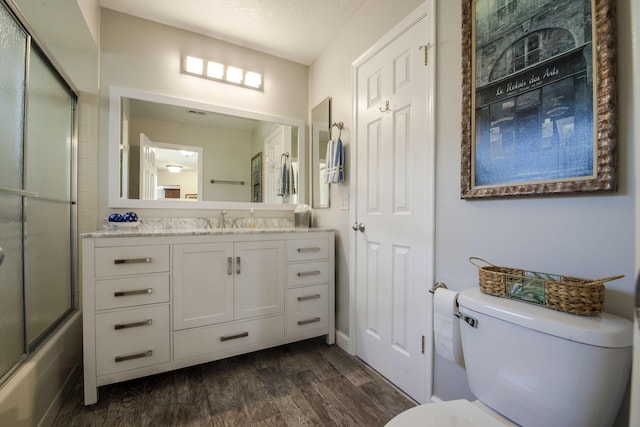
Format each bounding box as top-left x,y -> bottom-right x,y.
469,257 -> 624,316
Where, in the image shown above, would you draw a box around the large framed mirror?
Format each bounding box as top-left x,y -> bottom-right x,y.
108,87 -> 305,209
311,97 -> 330,208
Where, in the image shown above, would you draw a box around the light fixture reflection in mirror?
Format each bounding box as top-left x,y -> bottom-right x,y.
311,97 -> 331,208
166,165 -> 183,174
109,87 -> 305,209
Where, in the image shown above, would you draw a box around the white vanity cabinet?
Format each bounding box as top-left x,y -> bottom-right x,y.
82,230 -> 334,405
172,242 -> 235,330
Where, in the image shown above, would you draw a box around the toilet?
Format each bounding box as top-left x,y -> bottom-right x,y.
387,288 -> 633,427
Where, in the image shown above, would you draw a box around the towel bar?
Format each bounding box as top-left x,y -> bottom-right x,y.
210,179 -> 245,185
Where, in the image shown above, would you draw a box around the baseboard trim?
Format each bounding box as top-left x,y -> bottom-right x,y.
335,330 -> 353,354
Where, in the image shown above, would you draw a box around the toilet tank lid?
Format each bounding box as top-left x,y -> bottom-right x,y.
458,288 -> 633,348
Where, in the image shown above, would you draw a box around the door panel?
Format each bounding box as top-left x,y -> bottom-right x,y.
24,47 -> 74,345
355,15 -> 433,403
140,133 -> 158,200
0,2 -> 27,379
0,193 -> 26,379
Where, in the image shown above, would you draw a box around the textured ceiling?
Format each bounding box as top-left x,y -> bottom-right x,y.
99,0 -> 367,65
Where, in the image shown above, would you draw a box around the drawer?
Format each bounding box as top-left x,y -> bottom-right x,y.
287,238 -> 328,262
286,284 -> 329,334
95,305 -> 169,343
173,315 -> 284,360
95,245 -> 169,278
95,275 -> 170,310
287,261 -> 329,288
96,334 -> 170,376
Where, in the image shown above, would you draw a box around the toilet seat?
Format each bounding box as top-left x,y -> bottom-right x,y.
385,399 -> 516,427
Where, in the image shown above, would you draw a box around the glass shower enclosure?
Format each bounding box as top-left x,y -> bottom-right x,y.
0,0 -> 77,384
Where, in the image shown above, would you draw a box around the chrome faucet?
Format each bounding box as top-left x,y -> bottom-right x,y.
218,210 -> 227,228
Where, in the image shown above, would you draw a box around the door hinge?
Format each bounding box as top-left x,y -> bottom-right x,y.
419,44 -> 432,66
421,335 -> 425,354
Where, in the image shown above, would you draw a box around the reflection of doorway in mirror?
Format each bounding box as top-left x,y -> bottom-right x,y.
139,133 -> 158,200
138,133 -> 203,201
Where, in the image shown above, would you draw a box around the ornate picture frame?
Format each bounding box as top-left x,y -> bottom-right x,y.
461,0 -> 617,198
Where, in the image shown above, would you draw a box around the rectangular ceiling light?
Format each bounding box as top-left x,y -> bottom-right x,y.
244,71 -> 262,88
185,56 -> 204,74
225,66 -> 243,84
182,55 -> 263,91
206,61 -> 224,79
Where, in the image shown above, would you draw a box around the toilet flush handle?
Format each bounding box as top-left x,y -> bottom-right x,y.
455,312 -> 478,328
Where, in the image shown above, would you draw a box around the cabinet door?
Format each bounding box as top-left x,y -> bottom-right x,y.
173,243 -> 234,330
234,240 -> 285,320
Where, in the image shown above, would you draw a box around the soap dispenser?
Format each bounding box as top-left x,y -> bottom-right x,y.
248,208 -> 257,228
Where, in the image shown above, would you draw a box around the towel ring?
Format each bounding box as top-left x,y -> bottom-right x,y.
281,152 -> 289,160
330,121 -> 343,140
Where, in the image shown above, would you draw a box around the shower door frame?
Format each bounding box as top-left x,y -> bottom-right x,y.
0,0 -> 78,387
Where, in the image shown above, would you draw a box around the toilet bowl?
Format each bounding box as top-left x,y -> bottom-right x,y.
386,399 -> 516,426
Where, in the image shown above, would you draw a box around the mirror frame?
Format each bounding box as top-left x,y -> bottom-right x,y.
108,87 -> 306,210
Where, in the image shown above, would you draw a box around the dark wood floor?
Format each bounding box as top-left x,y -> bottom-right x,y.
53,337 -> 416,426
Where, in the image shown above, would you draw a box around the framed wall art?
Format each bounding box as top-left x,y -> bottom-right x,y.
251,152 -> 263,203
461,0 -> 617,198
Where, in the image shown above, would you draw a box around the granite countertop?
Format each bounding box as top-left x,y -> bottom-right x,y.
82,227 -> 331,238
82,217 -> 330,238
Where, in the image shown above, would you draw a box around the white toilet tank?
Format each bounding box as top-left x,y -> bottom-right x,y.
457,288 -> 632,427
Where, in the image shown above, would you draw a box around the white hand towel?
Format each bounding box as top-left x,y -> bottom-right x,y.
433,288 -> 464,365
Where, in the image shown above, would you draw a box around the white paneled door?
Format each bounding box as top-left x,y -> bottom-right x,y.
354,10 -> 434,403
139,133 -> 158,200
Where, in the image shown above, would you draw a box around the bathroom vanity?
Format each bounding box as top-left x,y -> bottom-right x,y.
81,227 -> 334,405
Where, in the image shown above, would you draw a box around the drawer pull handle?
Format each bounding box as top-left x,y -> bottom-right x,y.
298,317 -> 321,326
114,257 -> 152,264
114,319 -> 153,330
236,256 -> 241,275
297,247 -> 321,253
297,270 -> 321,277
220,331 -> 249,342
298,294 -> 322,302
115,350 -> 153,363
114,288 -> 153,297
227,257 -> 233,275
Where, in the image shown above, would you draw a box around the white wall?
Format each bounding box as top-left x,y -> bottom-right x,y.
310,0 -> 638,413
99,9 -> 309,221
